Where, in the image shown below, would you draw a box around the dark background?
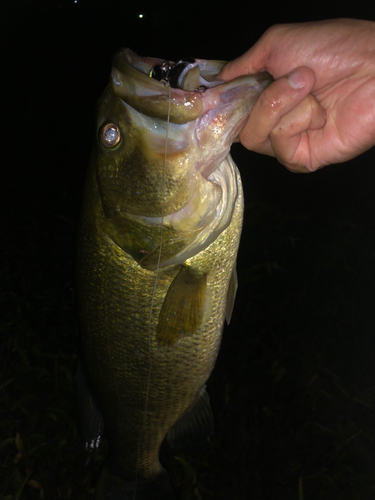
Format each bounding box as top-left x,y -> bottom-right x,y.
2,1 -> 375,499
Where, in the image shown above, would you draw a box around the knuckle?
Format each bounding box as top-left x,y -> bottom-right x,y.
269,121 -> 288,139
258,87 -> 283,115
240,129 -> 271,155
264,23 -> 284,38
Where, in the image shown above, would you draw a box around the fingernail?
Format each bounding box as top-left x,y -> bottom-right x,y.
288,70 -> 305,90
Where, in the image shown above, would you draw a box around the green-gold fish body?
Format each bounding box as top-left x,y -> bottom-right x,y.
76,49 -> 272,499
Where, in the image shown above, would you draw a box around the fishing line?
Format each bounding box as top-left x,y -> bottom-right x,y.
133,81 -> 171,499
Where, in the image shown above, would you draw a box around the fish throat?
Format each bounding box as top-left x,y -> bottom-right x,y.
134,79 -> 172,498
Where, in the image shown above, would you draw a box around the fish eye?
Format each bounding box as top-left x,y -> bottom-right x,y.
100,123 -> 121,148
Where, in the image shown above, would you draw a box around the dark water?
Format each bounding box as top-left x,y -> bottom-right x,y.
3,2 -> 375,499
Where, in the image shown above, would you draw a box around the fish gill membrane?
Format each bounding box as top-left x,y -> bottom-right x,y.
76,48 -> 272,499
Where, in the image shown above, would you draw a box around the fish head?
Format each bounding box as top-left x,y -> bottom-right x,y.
92,49 -> 272,267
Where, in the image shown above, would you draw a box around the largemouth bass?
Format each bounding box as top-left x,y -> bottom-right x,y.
76,48 -> 271,499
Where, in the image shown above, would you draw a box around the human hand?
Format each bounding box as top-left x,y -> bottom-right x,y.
219,19 -> 375,172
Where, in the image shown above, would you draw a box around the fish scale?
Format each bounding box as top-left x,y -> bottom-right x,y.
78,189 -> 241,466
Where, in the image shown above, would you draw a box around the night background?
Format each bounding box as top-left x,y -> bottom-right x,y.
2,1 -> 375,499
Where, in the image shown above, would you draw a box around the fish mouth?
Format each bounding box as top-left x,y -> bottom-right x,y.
116,49 -> 227,92
111,48 -> 271,127
111,49 -> 272,180
111,48 -> 225,126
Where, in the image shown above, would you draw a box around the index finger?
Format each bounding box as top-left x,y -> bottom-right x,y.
218,31 -> 274,81
218,48 -> 264,81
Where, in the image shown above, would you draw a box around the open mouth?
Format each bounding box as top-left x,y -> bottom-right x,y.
118,48 -> 226,92
148,57 -> 225,92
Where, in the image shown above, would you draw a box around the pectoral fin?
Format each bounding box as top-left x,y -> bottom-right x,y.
225,263 -> 238,324
156,266 -> 207,346
167,386 -> 214,448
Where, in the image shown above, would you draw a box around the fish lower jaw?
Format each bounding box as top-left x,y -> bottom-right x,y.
151,154 -> 238,269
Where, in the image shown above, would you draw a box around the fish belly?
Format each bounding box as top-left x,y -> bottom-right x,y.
76,158 -> 244,481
